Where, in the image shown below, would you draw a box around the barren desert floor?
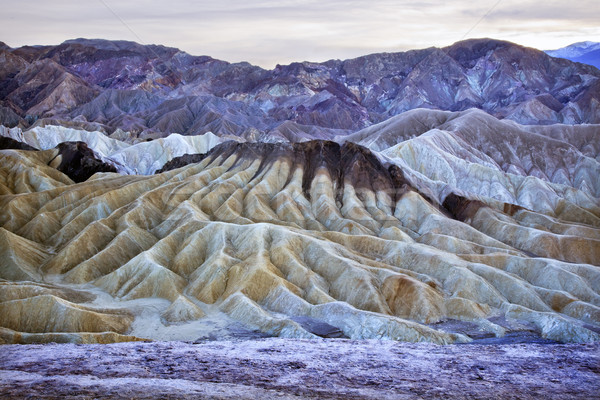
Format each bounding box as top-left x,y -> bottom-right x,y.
1,339 -> 599,399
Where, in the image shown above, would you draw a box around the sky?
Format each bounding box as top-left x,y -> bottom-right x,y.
2,0 -> 599,68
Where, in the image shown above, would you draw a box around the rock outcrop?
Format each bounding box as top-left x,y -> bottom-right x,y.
1,124 -> 598,344
50,141 -> 117,182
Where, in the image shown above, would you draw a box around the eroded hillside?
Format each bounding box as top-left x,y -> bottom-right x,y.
1,111 -> 599,343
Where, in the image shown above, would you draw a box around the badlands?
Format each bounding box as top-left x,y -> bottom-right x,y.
0,37 -> 599,399
0,108 -> 599,345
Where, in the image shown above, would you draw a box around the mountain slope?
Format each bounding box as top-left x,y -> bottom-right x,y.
2,38 -> 600,138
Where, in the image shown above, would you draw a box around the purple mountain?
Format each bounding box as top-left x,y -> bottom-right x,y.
1,38 -> 599,140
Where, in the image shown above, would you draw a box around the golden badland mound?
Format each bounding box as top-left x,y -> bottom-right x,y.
0,139 -> 599,344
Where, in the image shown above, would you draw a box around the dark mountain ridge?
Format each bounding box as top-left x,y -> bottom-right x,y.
1,38 -> 599,138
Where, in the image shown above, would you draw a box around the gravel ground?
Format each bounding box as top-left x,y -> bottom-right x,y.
1,339 -> 599,399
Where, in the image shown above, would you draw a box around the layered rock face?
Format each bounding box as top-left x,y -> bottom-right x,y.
1,111 -> 599,344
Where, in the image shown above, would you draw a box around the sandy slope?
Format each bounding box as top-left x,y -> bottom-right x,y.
0,339 -> 598,399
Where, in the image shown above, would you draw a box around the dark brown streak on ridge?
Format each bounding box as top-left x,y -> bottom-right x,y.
503,202 -> 525,216
443,192 -> 527,222
388,165 -> 415,215
156,140 -> 441,216
443,192 -> 543,258
293,141 -> 343,203
442,192 -> 486,222
156,153 -> 208,173
248,143 -> 293,184
340,142 -> 396,211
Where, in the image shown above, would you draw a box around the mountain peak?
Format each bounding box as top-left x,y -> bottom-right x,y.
58,37 -> 180,59
62,38 -> 140,49
545,41 -> 600,69
547,41 -> 600,53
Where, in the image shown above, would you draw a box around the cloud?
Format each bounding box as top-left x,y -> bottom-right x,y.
1,0 -> 599,67
483,0 -> 600,22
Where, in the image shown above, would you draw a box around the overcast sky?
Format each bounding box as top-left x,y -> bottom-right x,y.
2,0 -> 599,68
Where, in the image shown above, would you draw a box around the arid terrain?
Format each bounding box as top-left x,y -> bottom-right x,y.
1,37 -> 599,399
1,339 -> 599,399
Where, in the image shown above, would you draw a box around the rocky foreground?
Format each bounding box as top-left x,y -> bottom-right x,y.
0,339 -> 598,399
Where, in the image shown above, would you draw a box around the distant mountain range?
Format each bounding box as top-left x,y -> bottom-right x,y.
1,38 -> 600,141
546,41 -> 600,70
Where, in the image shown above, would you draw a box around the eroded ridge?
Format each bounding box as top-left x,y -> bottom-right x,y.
0,140 -> 599,344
